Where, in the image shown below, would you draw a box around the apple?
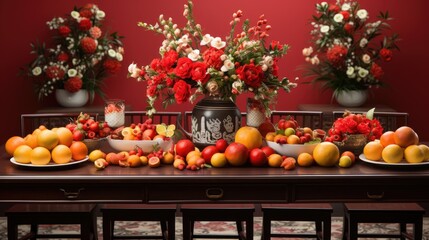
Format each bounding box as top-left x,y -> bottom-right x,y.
224,142 -> 249,166
142,129 -> 157,140
215,139 -> 228,153
261,146 -> 276,157
249,148 -> 267,167
201,145 -> 219,164
175,139 -> 195,157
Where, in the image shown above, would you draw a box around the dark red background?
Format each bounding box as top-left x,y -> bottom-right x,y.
1,0 -> 428,143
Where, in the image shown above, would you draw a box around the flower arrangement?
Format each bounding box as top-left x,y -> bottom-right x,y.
128,0 -> 297,116
24,3 -> 124,103
302,0 -> 399,95
325,109 -> 383,142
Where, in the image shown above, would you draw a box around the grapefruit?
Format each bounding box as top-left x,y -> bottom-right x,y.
13,145 -> 33,164
37,129 -> 59,150
31,147 -> 51,165
393,126 -> 419,148
51,145 -> 72,164
53,127 -> 73,147
313,142 -> 340,167
363,141 -> 384,161
381,144 -> 404,163
234,126 -> 263,150
379,131 -> 395,148
404,145 -> 425,163
69,141 -> 88,160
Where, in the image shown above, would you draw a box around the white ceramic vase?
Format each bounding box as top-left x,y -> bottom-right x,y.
55,89 -> 89,108
335,90 -> 368,107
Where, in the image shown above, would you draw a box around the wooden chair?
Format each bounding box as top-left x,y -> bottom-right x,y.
261,203 -> 333,240
6,203 -> 98,240
100,203 -> 177,240
123,111 -> 182,126
332,111 -> 409,131
20,113 -> 99,136
180,203 -> 255,240
342,202 -> 425,240
270,111 -> 324,130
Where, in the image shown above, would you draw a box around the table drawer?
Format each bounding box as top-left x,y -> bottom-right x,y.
147,183 -> 287,202
0,183 -> 144,202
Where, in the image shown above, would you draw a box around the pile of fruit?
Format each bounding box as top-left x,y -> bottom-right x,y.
65,112 -> 112,141
110,118 -> 175,141
265,116 -> 323,145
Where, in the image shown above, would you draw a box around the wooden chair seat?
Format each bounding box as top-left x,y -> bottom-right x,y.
6,203 -> 98,240
261,203 -> 333,239
100,203 -> 177,240
180,203 -> 255,240
342,202 -> 425,240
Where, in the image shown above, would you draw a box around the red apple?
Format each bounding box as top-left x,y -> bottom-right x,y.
261,146 -> 275,157
175,139 -> 195,157
224,142 -> 249,166
215,139 -> 228,153
201,145 -> 219,164
142,129 -> 157,140
249,148 -> 267,167
258,121 -> 276,137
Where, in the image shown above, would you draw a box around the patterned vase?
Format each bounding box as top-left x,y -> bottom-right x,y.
55,89 -> 89,108
191,96 -> 241,150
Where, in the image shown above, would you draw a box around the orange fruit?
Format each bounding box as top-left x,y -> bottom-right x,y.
89,149 -> 106,162
211,153 -> 227,168
286,135 -> 300,144
363,141 -> 384,161
297,152 -> 314,167
37,129 -> 59,150
235,126 -> 263,150
53,127 -> 73,147
265,132 -> 276,142
24,134 -> 38,149
51,144 -> 72,164
268,153 -> 283,167
313,142 -> 340,167
341,151 -> 356,163
273,134 -> 287,143
30,147 -> 51,165
186,150 -> 201,163
5,136 -> 26,156
13,145 -> 33,164
393,126 -> 419,148
162,152 -> 175,164
379,131 -> 395,147
381,144 -> 404,163
404,145 -> 425,163
69,141 -> 88,160
418,144 -> 429,161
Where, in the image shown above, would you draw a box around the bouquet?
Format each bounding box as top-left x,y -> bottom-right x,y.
302,0 -> 399,95
23,3 -> 124,103
128,0 -> 297,116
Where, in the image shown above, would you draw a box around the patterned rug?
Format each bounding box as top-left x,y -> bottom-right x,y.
1,216 -> 428,239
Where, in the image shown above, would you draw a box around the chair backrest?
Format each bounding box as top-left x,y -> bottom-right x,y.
123,111 -> 182,126
184,111 -> 247,132
270,111 -> 324,130
332,111 -> 409,131
20,113 -> 99,136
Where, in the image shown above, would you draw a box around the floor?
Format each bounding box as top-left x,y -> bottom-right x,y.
1,216 -> 429,239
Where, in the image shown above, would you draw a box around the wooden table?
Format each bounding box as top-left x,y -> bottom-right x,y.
1,146 -> 429,204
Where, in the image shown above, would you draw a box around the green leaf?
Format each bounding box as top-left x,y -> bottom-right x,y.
366,108 -> 375,120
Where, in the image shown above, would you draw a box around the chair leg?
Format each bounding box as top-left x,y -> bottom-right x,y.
7,218 -> 18,240
182,215 -> 192,240
30,223 -> 38,239
102,217 -> 113,240
246,217 -> 253,240
322,217 -> 331,240
342,214 -> 348,240
167,216 -> 175,240
262,215 -> 270,240
413,218 -> 423,240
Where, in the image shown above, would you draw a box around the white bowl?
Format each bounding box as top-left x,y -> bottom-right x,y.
106,136 -> 174,153
266,141 -> 319,158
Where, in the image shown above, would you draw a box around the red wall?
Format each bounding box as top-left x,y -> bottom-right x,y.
1,0 -> 428,143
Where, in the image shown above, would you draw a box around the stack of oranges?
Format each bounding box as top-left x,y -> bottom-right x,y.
363,126 -> 429,163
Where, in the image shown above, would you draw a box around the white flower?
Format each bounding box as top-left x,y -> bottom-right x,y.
200,34 -> 213,46
359,38 -> 368,48
116,53 -> 123,61
32,67 -> 42,76
320,2 -> 328,7
341,3 -> 351,11
362,54 -> 371,64
263,55 -> 273,67
71,11 -> 80,19
128,63 -> 141,78
187,49 -> 200,61
177,34 -> 190,45
67,69 -> 77,77
357,9 -> 368,19
334,14 -> 344,23
96,10 -> 105,20
320,25 -> 330,33
302,47 -> 313,57
310,55 -> 320,65
210,37 -> 226,49
346,66 -> 355,76
108,49 -> 116,58
221,59 -> 235,72
358,67 -> 369,78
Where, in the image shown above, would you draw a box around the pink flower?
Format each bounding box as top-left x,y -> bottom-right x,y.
89,26 -> 102,39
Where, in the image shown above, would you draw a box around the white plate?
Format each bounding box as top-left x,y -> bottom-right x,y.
10,156 -> 89,168
106,136 -> 174,152
359,154 -> 429,167
266,141 -> 318,158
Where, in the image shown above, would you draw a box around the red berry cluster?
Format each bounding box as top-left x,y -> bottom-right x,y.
65,112 -> 112,141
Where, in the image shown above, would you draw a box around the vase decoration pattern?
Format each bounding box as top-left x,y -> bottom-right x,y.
191,96 -> 241,149
335,90 -> 368,107
55,89 -> 89,108
246,98 -> 267,128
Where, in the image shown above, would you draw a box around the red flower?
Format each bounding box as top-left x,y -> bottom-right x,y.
343,23 -> 353,34
272,59 -> 279,77
58,25 -> 71,37
379,48 -> 393,62
174,57 -> 193,79
341,11 -> 350,21
45,65 -> 65,80
270,41 -> 283,51
79,18 -> 92,31
202,47 -> 224,69
80,37 -> 97,54
150,58 -> 162,71
103,58 -> 122,74
160,50 -> 179,70
370,63 -> 384,79
89,26 -> 102,39
64,77 -> 83,93
328,4 -> 340,13
173,80 -> 191,104
146,84 -> 158,97
326,45 -> 348,68
79,4 -> 94,18
236,63 -> 264,88
57,52 -> 69,62
191,62 -> 210,84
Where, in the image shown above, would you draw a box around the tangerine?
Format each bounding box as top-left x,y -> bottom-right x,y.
393,126 -> 419,148
404,145 -> 425,163
24,134 -> 38,149
363,141 -> 384,161
37,129 -> 59,150
51,144 -> 72,164
211,153 -> 227,168
13,145 -> 33,164
5,136 -> 25,156
341,151 -> 356,163
235,126 -> 263,150
313,142 -> 340,167
379,131 -> 395,147
381,144 -> 404,163
297,152 -> 314,167
268,153 -> 283,167
54,127 -> 73,147
31,147 -> 51,165
69,141 -> 88,160
265,132 -> 276,142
